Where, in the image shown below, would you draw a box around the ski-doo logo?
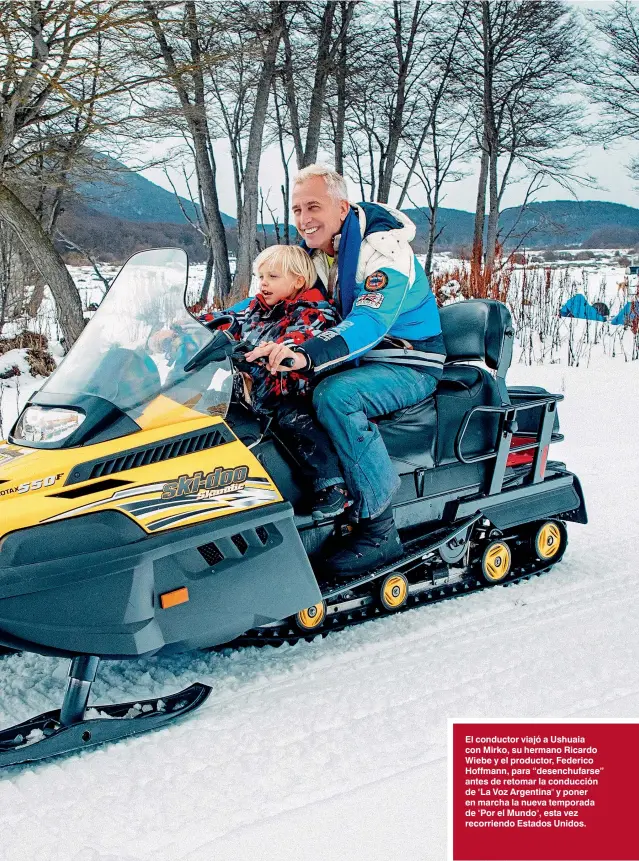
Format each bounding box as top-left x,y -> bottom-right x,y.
0,473 -> 64,497
0,445 -> 30,468
162,466 -> 249,500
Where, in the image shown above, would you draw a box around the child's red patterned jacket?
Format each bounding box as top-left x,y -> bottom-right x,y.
200,286 -> 339,412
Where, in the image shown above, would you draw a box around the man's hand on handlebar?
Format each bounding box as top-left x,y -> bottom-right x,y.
244,342 -> 309,373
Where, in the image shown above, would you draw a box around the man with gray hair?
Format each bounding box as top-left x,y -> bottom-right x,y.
246,164 -> 445,575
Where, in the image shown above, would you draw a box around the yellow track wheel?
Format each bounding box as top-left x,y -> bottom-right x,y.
481,541 -> 512,584
294,601 -> 326,633
379,573 -> 409,611
534,521 -> 563,561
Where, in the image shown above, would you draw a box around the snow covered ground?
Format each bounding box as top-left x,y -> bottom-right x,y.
0,262 -> 638,861
0,358 -> 636,861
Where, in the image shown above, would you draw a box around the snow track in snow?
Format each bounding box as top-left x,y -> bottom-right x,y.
0,362 -> 636,860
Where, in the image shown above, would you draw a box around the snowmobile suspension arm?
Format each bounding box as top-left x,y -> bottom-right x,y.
60,656 -> 100,726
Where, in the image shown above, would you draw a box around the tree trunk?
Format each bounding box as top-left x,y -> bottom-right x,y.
334,2 -> 348,175
0,181 -> 84,346
197,130 -> 232,302
146,1 -> 232,302
303,2 -> 337,166
425,204 -> 438,280
471,144 -> 488,289
484,147 -> 499,281
273,84 -> 291,243
234,11 -> 282,295
378,1 -> 417,203
199,245 -> 214,308
425,158 -> 440,278
281,25 -> 305,169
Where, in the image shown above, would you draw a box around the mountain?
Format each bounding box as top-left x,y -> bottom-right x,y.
404,199 -> 639,251
57,203 -> 211,264
498,200 -> 639,248
401,207 -> 475,252
61,156 -> 639,260
74,153 -> 236,227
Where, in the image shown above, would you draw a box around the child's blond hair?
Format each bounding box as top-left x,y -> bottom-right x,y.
253,244 -> 317,292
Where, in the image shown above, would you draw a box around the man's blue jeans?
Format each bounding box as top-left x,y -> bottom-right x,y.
312,363 -> 438,519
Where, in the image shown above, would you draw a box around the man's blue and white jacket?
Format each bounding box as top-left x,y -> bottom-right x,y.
296,202 -> 446,378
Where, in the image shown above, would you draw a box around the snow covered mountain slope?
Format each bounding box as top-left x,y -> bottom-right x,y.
0,360 -> 636,861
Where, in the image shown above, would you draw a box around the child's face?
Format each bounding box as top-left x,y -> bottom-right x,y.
257,266 -> 305,306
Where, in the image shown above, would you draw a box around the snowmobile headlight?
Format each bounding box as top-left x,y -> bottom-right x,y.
13,406 -> 86,443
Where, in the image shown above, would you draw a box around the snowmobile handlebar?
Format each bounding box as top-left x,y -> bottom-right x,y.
202,314 -> 295,371
184,328 -> 236,372
231,345 -> 295,371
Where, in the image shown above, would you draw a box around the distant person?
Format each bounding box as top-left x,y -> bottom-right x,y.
247,166 -> 445,575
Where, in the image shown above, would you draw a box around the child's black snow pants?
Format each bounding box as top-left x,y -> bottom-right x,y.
270,400 -> 344,491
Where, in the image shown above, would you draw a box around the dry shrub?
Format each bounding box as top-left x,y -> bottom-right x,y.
431,243 -> 514,305
0,331 -> 56,377
26,348 -> 56,376
432,249 -> 639,366
430,261 -> 471,305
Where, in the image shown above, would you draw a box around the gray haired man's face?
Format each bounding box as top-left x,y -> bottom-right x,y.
292,176 -> 350,255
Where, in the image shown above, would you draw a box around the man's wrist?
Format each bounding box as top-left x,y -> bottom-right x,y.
292,346 -> 312,370
296,332 -> 349,371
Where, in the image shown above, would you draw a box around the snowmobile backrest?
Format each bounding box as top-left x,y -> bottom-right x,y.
439,299 -> 514,378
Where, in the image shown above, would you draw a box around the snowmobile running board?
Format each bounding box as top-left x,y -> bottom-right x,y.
227,550 -> 559,650
0,655 -> 211,768
223,514 -> 570,649
321,514 -> 482,601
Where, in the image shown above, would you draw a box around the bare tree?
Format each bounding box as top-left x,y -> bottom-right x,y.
272,82 -> 293,242
207,2 -> 283,296
0,2 -> 128,344
396,4 -> 472,272
403,109 -> 473,275
377,1 -> 434,203
0,0 -> 158,344
457,0 -> 588,284
589,0 -> 639,181
142,1 -> 233,302
279,1 -> 354,169
341,2 -> 460,207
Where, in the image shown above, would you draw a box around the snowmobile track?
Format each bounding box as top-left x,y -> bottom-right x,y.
217,557 -> 555,651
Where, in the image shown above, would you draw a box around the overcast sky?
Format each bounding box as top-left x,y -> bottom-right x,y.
139,0 -> 639,219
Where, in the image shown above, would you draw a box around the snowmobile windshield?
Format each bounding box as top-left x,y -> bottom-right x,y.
39,248 -> 233,420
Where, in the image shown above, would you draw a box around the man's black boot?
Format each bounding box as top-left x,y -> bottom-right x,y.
326,506 -> 404,576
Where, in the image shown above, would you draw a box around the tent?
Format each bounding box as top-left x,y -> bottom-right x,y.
611,300 -> 639,326
559,294 -> 608,322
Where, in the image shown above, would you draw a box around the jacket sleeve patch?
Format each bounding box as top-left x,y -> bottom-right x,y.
365,270 -> 389,291
355,292 -> 385,310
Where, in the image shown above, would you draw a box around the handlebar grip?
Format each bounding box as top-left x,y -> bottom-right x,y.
280,357 -> 296,369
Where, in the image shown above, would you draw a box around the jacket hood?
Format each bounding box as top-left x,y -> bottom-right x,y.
355,201 -> 416,245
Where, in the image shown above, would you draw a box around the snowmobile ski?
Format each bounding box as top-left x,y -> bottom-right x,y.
0,657 -> 211,767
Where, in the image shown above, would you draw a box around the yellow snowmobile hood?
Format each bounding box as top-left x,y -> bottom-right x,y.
0,411 -> 282,540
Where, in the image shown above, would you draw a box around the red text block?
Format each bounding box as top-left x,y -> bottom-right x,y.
451,722 -> 639,861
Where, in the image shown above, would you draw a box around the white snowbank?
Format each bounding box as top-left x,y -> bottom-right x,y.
0,349 -> 31,377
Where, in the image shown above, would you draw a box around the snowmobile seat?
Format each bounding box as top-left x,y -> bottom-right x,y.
435,365 -> 501,464
435,300 -> 513,465
377,300 -> 513,473
377,396 -> 437,472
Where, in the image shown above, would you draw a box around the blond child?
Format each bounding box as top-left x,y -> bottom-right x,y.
201,245 -> 348,519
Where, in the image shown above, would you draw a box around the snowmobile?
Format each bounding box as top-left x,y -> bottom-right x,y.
0,248 -> 586,767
